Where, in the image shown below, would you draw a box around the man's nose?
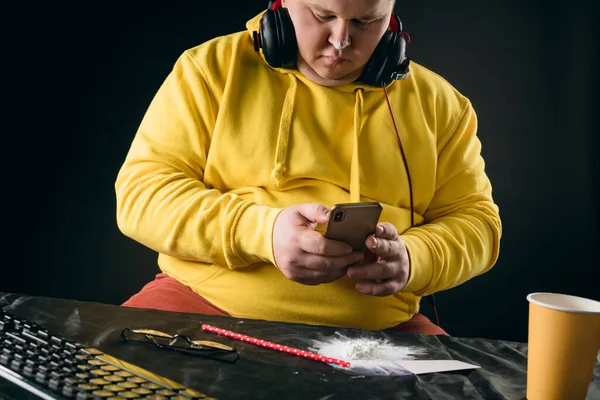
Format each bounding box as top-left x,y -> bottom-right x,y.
328,19 -> 351,48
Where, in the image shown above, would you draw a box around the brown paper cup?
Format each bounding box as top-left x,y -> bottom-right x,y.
526,292 -> 600,400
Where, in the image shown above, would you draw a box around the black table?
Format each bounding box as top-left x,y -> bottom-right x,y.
1,292 -> 599,399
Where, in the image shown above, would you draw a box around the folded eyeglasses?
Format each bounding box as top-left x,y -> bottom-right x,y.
121,328 -> 240,363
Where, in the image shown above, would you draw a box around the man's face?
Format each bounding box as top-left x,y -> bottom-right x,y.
282,0 -> 395,87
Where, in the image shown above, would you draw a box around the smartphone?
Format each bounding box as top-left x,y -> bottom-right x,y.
323,202 -> 383,251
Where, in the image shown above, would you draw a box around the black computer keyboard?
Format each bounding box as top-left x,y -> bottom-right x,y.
0,310 -> 214,399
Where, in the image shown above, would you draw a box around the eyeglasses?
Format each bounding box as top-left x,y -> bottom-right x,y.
121,328 -> 240,363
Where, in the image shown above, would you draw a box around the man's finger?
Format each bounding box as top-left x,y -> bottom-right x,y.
280,265 -> 342,286
299,230 -> 354,256
346,262 -> 395,280
301,251 -> 365,271
297,203 -> 330,225
365,235 -> 401,259
355,280 -> 402,296
360,249 -> 378,265
374,223 -> 399,240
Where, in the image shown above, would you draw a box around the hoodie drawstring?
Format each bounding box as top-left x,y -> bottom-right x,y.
350,88 -> 364,202
272,79 -> 365,203
271,75 -> 298,187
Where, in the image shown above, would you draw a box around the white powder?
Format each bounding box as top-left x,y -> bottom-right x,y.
312,333 -> 424,376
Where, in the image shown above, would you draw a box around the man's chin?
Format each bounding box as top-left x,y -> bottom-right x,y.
315,67 -> 361,84
297,60 -> 362,86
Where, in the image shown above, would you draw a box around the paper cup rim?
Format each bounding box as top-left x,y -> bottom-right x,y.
527,292 -> 600,314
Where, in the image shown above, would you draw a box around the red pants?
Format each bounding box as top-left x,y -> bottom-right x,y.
123,273 -> 449,336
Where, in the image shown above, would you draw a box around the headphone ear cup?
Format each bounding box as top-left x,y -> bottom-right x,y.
360,31 -> 407,87
259,8 -> 298,68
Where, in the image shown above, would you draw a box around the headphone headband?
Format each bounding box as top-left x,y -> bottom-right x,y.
271,1 -> 400,33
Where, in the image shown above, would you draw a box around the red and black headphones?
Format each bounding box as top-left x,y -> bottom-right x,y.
252,0 -> 411,87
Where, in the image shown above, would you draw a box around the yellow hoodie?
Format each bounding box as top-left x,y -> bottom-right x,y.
115,12 -> 501,330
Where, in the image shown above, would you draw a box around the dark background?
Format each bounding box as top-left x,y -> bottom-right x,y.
4,1 -> 598,343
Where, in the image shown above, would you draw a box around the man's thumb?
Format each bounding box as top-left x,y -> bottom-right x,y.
299,203 -> 330,224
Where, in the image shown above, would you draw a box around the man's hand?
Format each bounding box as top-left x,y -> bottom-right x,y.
346,223 -> 410,296
273,203 -> 365,285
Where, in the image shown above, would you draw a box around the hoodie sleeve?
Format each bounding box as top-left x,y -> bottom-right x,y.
400,100 -> 502,296
115,50 -> 282,269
